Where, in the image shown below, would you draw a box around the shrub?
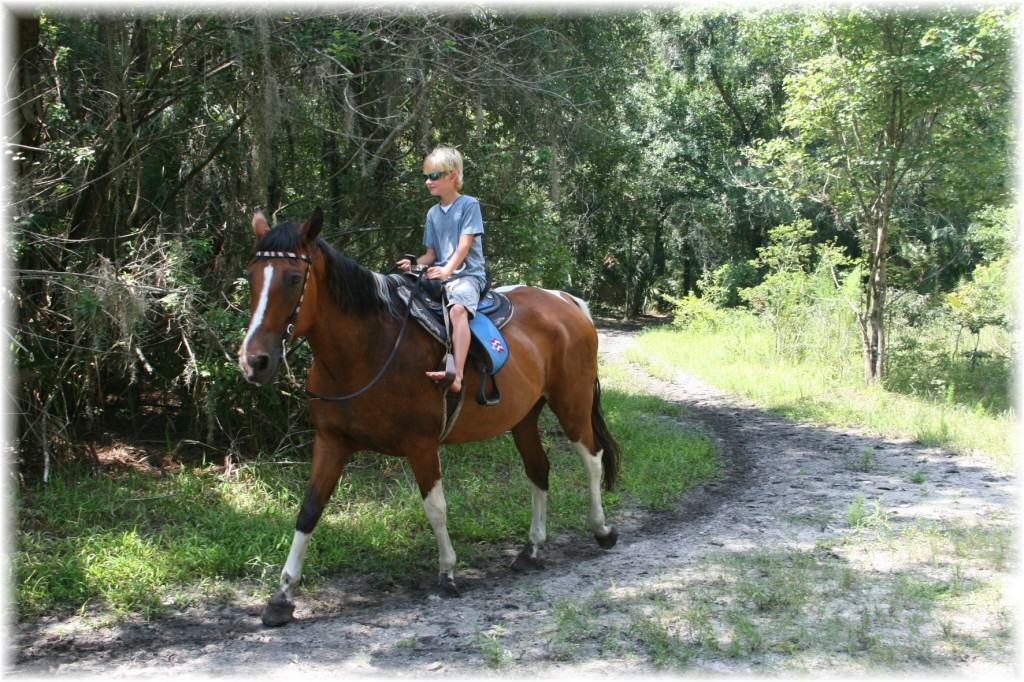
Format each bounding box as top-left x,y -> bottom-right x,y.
666,293 -> 730,332
697,261 -> 759,308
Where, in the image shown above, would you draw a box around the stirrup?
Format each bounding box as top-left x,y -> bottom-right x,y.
433,353 -> 457,389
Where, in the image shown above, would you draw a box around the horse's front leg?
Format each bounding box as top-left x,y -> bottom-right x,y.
409,449 -> 459,596
262,430 -> 351,627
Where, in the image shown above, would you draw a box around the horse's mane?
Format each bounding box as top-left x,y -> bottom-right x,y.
254,222 -> 397,318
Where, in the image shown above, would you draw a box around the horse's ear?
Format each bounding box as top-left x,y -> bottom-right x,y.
300,207 -> 323,243
252,210 -> 271,239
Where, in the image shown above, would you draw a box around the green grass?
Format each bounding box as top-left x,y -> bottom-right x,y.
474,626 -> 512,668
15,359 -> 719,620
630,323 -> 1014,469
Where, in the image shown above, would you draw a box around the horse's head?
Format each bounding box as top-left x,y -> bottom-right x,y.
238,208 -> 322,385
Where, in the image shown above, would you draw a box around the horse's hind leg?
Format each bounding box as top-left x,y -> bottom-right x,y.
549,386 -> 618,550
510,400 -> 550,570
571,441 -> 617,549
262,430 -> 350,627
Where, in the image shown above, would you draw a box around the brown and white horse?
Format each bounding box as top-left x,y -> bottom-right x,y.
238,208 -> 620,626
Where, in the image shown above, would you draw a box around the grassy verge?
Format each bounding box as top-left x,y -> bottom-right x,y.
15,359 -> 719,621
630,325 -> 1014,470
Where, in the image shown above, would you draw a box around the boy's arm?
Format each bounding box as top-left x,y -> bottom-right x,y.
429,233 -> 476,280
417,247 -> 436,267
396,247 -> 436,272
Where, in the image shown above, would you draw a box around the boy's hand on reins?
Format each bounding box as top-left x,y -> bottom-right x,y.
426,265 -> 451,280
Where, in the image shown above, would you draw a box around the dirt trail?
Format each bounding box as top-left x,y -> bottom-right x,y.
13,322 -> 1018,677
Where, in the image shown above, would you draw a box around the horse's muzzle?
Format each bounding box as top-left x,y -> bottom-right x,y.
240,350 -> 281,386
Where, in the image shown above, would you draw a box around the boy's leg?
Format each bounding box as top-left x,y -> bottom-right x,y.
448,304 -> 470,393
426,278 -> 482,393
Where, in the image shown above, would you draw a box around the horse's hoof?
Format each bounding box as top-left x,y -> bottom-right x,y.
596,525 -> 618,549
511,543 -> 545,571
438,573 -> 461,598
261,596 -> 295,627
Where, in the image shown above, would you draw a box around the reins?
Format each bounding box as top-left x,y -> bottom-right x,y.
251,249 -> 415,403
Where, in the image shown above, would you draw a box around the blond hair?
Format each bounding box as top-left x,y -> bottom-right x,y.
424,145 -> 464,190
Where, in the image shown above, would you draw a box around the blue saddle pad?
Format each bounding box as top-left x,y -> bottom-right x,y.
469,312 -> 509,374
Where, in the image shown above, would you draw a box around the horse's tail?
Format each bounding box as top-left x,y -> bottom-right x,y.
591,379 -> 620,491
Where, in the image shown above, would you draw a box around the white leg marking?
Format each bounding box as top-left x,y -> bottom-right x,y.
529,484 -> 548,551
572,441 -> 611,537
423,481 -> 457,576
278,529 -> 310,601
239,263 -> 275,374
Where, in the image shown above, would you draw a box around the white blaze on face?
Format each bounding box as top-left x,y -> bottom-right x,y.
239,263 -> 275,374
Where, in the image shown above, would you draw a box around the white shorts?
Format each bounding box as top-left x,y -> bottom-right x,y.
445,276 -> 485,316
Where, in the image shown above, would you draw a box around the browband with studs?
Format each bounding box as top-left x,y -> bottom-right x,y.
254,251 -> 312,262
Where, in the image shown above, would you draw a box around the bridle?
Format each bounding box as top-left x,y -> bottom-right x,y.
247,249 -> 413,402
251,250 -> 313,354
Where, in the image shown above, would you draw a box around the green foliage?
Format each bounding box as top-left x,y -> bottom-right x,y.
884,319 -> 1012,415
738,220 -> 861,366
751,219 -> 816,273
748,8 -> 1014,380
697,261 -> 759,308
639,310 -> 1014,466
944,259 -> 1010,336
666,293 -> 730,333
11,12 -> 658,471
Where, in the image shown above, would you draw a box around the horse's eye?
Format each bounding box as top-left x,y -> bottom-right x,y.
289,272 -> 303,286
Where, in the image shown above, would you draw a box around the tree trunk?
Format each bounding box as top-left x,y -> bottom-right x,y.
861,68 -> 901,384
862,175 -> 894,383
251,15 -> 279,214
13,15 -> 43,173
322,129 -> 343,228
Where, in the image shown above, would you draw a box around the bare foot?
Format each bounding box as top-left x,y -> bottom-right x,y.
425,370 -> 462,393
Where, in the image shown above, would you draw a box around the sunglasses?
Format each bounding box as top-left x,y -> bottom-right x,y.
422,170 -> 450,181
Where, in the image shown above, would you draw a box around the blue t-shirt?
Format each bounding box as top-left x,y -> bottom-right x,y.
423,194 -> 486,282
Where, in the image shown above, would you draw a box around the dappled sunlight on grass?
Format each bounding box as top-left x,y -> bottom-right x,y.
546,516 -> 1013,673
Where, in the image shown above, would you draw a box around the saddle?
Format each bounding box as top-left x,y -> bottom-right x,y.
389,272 -> 514,407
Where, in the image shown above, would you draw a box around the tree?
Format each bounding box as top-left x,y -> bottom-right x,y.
754,8 -> 1013,382
8,10 -> 654,472
639,10 -> 797,306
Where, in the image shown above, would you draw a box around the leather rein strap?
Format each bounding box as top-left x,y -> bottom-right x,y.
251,250 -> 413,403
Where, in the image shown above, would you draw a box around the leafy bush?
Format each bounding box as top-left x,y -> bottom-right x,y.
944,257 -> 1010,340
884,318 -> 1012,414
736,221 -> 860,371
666,293 -> 730,333
697,261 -> 759,308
